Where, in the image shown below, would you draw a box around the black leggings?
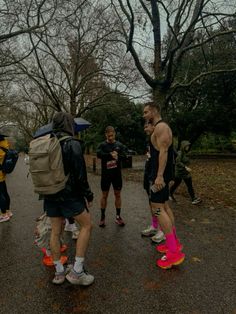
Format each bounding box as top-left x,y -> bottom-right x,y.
170,176 -> 195,200
0,181 -> 10,214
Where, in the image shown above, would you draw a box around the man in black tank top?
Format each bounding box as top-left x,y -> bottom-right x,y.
143,102 -> 185,269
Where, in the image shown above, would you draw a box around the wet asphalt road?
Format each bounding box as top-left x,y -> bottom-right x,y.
0,156 -> 235,314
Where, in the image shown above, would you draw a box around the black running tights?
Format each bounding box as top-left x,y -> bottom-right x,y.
0,181 -> 10,214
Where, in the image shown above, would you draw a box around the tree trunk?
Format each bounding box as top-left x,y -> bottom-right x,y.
152,87 -> 167,117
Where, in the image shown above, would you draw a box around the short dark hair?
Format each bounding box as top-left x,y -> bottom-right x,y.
105,126 -> 115,133
144,101 -> 160,112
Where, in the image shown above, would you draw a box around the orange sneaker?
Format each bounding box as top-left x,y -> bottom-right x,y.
60,244 -> 68,253
41,245 -> 67,255
41,247 -> 47,255
156,251 -> 185,269
156,242 -> 183,253
43,255 -> 68,267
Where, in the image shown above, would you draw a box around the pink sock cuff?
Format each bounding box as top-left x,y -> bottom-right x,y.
152,216 -> 158,229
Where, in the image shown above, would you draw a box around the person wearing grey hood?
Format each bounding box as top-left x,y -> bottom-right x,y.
169,140 -> 201,205
43,112 -> 94,285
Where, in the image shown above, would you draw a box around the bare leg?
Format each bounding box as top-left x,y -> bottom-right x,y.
114,190 -> 121,209
73,210 -> 92,257
151,203 -> 173,234
164,201 -> 175,226
100,191 -> 109,209
50,217 -> 64,261
66,210 -> 94,285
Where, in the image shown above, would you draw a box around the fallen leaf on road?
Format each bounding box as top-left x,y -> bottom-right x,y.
191,257 -> 201,263
201,218 -> 211,224
143,280 -> 161,290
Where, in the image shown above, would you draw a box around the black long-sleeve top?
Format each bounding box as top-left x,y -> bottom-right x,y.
45,136 -> 93,202
97,140 -> 126,175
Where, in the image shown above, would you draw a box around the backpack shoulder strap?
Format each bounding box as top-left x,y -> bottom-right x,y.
58,135 -> 72,142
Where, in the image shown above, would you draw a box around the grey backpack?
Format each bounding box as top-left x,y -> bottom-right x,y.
29,134 -> 70,195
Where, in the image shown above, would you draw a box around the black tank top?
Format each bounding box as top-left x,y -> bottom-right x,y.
149,120 -> 174,183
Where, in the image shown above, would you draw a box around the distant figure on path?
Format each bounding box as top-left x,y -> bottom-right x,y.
0,134 -> 13,222
169,140 -> 201,205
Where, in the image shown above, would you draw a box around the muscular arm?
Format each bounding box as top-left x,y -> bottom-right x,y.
153,123 -> 172,189
157,144 -> 168,178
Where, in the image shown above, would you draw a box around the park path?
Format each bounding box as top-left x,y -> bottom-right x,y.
0,155 -> 235,314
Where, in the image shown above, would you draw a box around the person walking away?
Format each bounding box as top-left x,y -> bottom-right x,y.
143,102 -> 185,269
141,122 -> 165,244
169,141 -> 201,205
39,112 -> 94,285
0,134 -> 13,222
97,126 -> 126,227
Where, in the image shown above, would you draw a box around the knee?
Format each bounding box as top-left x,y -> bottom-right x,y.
114,191 -> 121,198
101,193 -> 108,201
81,220 -> 93,233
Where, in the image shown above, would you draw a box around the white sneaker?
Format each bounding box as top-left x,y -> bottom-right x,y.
72,230 -> 80,240
0,215 -> 10,223
66,269 -> 94,286
151,230 -> 165,243
64,222 -> 78,232
141,225 -> 157,237
192,198 -> 202,205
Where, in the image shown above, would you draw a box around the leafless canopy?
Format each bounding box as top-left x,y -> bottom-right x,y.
111,0 -> 236,104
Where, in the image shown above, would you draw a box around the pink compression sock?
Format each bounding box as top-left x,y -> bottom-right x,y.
151,216 -> 158,229
172,226 -> 180,244
165,232 -> 178,253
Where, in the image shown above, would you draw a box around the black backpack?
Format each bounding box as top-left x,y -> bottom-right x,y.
0,147 -> 19,174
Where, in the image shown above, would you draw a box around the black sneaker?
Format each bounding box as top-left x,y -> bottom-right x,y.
99,219 -> 106,227
192,197 -> 202,205
115,217 -> 125,226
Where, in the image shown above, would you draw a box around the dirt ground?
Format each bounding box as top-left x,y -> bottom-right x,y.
122,157 -> 236,209
87,154 -> 236,209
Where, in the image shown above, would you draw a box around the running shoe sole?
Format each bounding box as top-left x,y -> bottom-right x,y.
157,256 -> 185,269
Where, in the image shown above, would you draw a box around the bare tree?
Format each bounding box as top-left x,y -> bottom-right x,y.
111,0 -> 236,111
0,0 -> 56,43
9,0 -> 138,124
0,0 -> 58,137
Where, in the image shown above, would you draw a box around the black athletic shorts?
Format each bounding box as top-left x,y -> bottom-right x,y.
150,184 -> 169,204
44,197 -> 87,218
101,172 -> 122,191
